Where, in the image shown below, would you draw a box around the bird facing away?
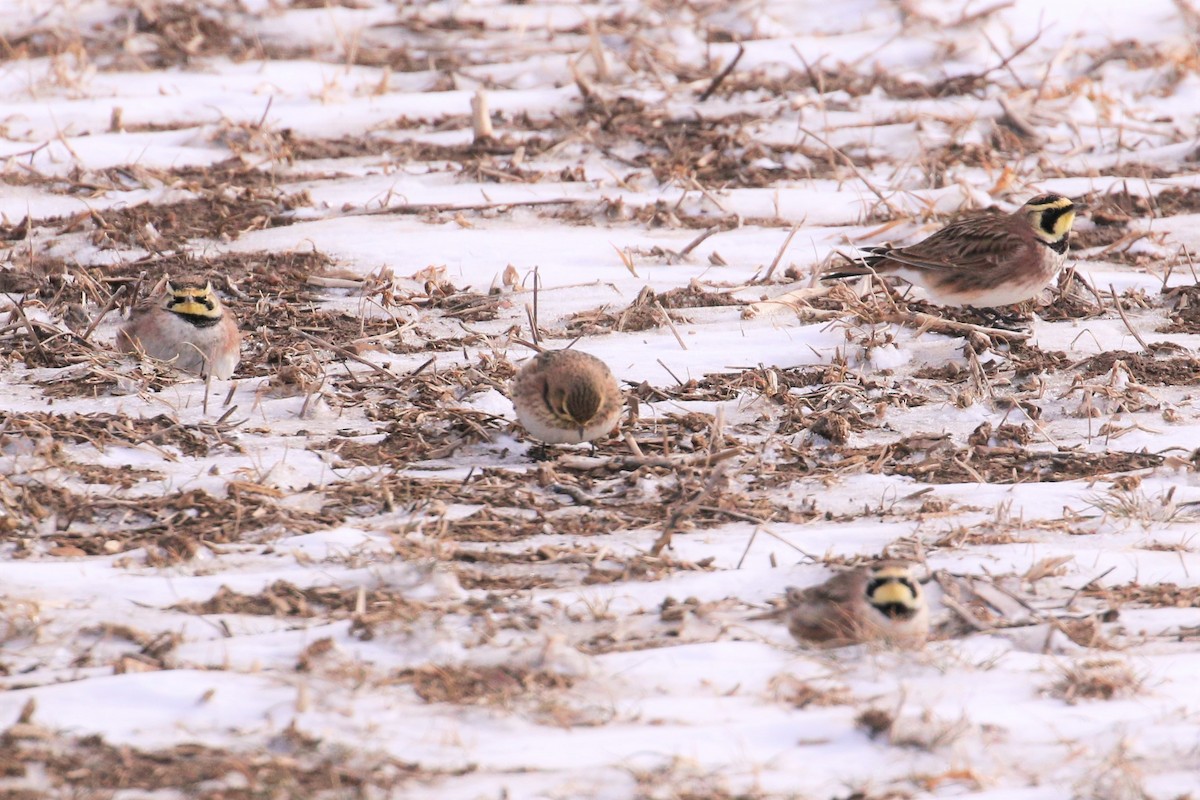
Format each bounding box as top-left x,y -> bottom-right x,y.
785,560 -> 929,649
118,275 -> 241,379
825,193 -> 1077,308
510,349 -> 623,445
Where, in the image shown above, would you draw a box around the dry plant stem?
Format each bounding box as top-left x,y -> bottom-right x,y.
558,446 -> 741,473
1109,283 -> 1149,352
511,337 -> 543,354
758,224 -> 802,283
686,177 -> 727,213
677,226 -> 720,259
796,125 -> 900,215
940,593 -> 994,632
956,0 -> 1015,26
649,462 -> 730,556
1181,244 -> 1199,282
471,88 -> 494,142
655,301 -> 688,350
288,327 -> 401,380
350,198 -> 578,218
1060,265 -> 1105,309
550,483 -> 592,505
884,309 -> 1031,342
524,304 -> 539,346
307,276 -> 363,289
214,405 -> 240,427
1066,566 -> 1118,607
410,356 -> 435,377
6,299 -> 48,358
707,507 -> 817,565
699,43 -> 744,102
735,527 -> 760,570
656,357 -> 684,385
532,266 -> 541,342
81,284 -> 128,342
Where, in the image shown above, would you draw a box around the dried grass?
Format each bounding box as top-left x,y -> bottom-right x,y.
1050,658 -> 1144,704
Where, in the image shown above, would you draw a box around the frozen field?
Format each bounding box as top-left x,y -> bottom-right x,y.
2,0 -> 1200,797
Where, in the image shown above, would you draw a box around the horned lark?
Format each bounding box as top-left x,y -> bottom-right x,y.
826,194 -> 1077,308
510,349 -> 623,444
118,275 -> 241,379
785,560 -> 929,648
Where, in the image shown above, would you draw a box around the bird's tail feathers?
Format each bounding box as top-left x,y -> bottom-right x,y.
822,247 -> 891,281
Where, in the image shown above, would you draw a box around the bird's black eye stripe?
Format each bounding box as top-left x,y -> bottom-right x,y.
168,294 -> 215,310
1039,206 -> 1072,235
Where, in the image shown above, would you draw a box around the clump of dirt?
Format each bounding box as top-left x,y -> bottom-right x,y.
1070,225 -> 1130,250
781,434 -> 1161,484
396,664 -> 574,706
565,286 -> 695,335
1085,185 -> 1200,222
569,97 -> 820,187
1160,284 -> 1200,334
3,486 -> 338,561
1050,658 -> 1143,704
81,187 -> 309,251
1037,285 -> 1105,322
657,283 -> 745,309
171,580 -> 428,621
1077,350 -> 1200,385
128,2 -> 255,68
330,407 -> 506,466
0,412 -> 212,457
1007,342 -> 1072,376
1083,582 -> 1200,607
0,732 -> 427,796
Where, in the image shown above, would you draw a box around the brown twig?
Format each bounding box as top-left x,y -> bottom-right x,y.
81,284 -> 128,342
796,125 -> 900,216
558,446 -> 742,473
657,357 -> 684,386
289,327 -> 401,380
655,301 -> 688,350
676,226 -> 720,260
1109,283 -> 1149,352
6,298 -> 48,358
511,337 -> 544,353
758,223 -> 802,283
699,43 -> 744,102
349,198 -> 579,218
650,462 -> 731,556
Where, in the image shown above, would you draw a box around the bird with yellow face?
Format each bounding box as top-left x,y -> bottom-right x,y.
118,275 -> 241,379
784,560 -> 929,649
825,194 -> 1078,308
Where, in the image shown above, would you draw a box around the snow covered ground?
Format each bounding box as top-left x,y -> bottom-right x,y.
3,0 -> 1200,797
